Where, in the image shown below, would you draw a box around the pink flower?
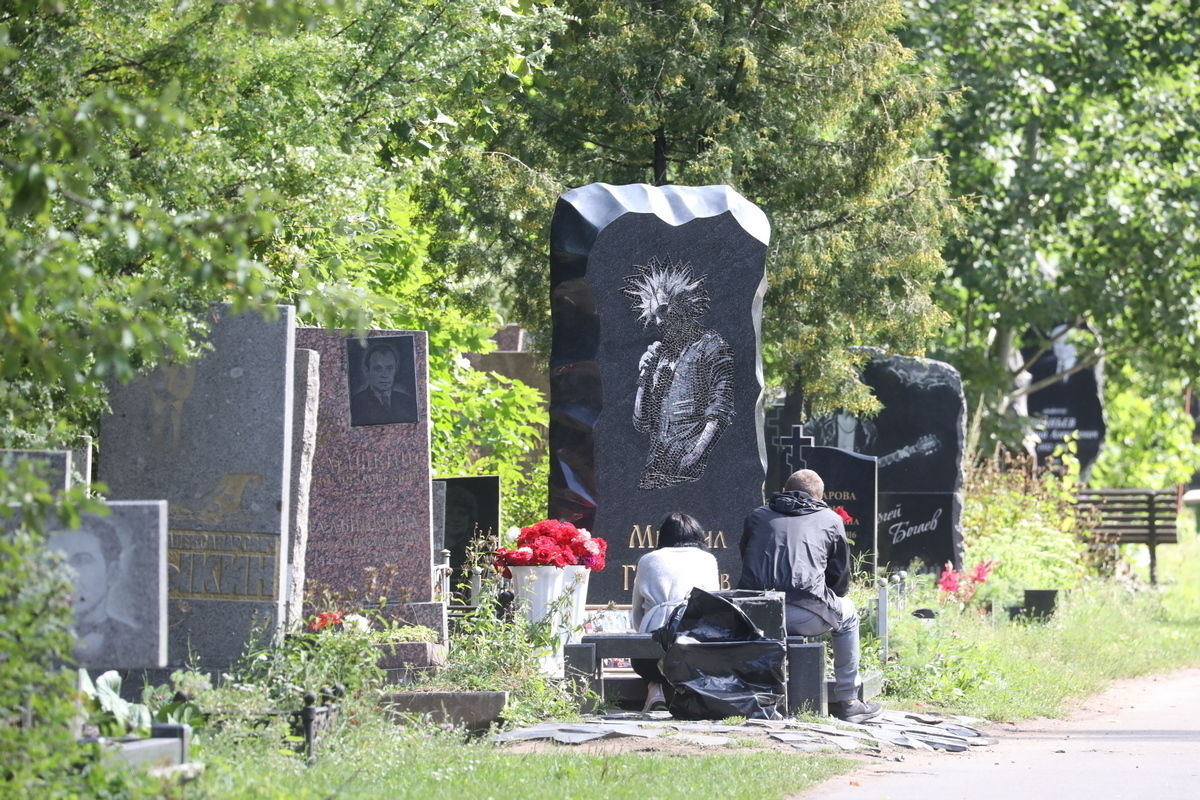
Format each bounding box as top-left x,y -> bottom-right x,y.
937,563 -> 961,594
968,560 -> 998,584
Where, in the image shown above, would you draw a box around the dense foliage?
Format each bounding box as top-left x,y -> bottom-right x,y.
428,0 -> 958,414
906,0 -> 1200,455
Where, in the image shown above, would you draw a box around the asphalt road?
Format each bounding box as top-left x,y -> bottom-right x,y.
796,667 -> 1200,800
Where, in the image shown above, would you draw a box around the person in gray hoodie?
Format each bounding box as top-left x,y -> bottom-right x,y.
738,468 -> 882,723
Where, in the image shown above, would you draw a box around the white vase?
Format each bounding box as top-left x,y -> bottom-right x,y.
508,565 -> 567,677
561,565 -> 590,643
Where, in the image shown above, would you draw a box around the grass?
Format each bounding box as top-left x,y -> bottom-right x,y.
884,518 -> 1200,721
193,709 -> 850,800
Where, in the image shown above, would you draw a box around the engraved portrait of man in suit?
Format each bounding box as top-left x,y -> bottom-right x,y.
347,336 -> 419,426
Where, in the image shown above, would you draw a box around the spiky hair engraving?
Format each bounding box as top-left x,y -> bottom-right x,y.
621,257 -> 711,328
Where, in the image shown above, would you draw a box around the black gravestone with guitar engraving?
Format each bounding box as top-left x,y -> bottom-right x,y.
777,427 -> 879,574
805,354 -> 965,569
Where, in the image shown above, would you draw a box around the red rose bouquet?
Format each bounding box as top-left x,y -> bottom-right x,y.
493,519 -> 608,578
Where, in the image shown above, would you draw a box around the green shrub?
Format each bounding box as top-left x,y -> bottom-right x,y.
959,463 -> 1089,607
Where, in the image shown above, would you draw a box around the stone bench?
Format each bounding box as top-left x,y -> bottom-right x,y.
565,632 -> 881,717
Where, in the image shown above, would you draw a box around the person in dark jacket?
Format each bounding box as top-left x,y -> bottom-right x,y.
738,468 -> 882,723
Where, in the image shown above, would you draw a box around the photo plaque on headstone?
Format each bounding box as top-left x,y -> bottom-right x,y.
549,183 -> 770,603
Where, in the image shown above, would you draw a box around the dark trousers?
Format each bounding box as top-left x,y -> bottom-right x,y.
631,657 -> 667,686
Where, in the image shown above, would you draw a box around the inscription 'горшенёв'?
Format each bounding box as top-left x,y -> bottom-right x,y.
168,530 -> 278,601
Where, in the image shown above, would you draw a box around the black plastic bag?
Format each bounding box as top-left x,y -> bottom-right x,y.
652,588 -> 786,720
652,587 -> 765,649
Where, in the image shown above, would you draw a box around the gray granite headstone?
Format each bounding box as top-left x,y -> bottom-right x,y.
294,329 -> 443,638
806,354 -> 965,569
100,305 -> 295,668
69,437 -> 93,487
47,501 -> 169,669
1,449 -> 72,493
549,183 -> 770,603
286,348 -> 320,630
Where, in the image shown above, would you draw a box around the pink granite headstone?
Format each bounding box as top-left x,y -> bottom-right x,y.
295,329 -> 442,636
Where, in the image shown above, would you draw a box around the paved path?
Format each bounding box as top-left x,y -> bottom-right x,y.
796,667 -> 1200,800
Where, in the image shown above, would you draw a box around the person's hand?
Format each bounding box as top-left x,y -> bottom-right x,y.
638,342 -> 661,378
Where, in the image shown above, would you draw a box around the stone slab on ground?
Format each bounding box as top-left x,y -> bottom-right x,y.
382,691 -> 507,731
493,707 -> 992,756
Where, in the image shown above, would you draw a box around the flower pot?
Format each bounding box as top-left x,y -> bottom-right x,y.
562,565 -> 590,643
508,565 -> 566,676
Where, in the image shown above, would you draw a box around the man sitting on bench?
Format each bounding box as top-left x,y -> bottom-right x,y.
738,468 -> 883,723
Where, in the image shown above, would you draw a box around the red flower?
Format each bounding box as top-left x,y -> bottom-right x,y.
493,520 -> 608,573
308,611 -> 344,632
968,559 -> 998,584
833,506 -> 856,525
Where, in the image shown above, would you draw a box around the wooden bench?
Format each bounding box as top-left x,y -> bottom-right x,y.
1076,488 -> 1178,584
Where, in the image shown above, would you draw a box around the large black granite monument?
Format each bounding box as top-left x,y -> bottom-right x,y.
549,183 -> 769,603
806,353 -> 965,570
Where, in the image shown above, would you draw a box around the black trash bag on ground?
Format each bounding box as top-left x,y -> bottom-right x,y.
652,588 -> 786,720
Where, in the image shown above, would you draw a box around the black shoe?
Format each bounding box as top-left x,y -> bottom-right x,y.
829,699 -> 883,724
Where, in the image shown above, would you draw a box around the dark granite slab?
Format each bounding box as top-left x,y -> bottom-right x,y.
549,183 -> 770,604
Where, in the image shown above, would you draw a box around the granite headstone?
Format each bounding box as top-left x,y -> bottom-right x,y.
100,305 -> 295,668
435,475 -> 500,586
4,500 -> 168,669
1,449 -> 72,493
294,329 -> 444,638
1023,328 -> 1106,475
286,348 -> 320,629
549,183 -> 770,603
806,353 -> 965,569
50,501 -> 169,669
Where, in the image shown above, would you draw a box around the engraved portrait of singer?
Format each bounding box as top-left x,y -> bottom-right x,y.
622,257 -> 735,490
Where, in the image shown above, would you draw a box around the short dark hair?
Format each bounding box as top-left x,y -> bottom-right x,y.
783,469 -> 824,500
363,341 -> 397,370
657,512 -> 707,549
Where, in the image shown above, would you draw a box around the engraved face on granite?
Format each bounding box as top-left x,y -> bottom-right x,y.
347,335 -> 419,426
45,501 -> 168,670
549,183 -> 769,604
622,257 -> 734,490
